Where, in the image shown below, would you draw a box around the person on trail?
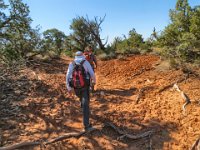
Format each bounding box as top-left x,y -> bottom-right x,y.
84,46 -> 97,72
66,51 -> 96,131
84,46 -> 97,92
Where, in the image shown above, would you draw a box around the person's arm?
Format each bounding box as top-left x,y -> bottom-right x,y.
66,63 -> 73,91
84,61 -> 96,83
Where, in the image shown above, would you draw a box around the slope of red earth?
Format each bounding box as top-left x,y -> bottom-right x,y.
0,54 -> 200,150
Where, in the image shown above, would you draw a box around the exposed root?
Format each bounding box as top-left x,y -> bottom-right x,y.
135,88 -> 145,104
105,122 -> 155,140
173,83 -> 191,113
45,127 -> 102,145
158,78 -> 185,93
190,137 -> 200,150
135,86 -> 154,104
0,141 -> 40,150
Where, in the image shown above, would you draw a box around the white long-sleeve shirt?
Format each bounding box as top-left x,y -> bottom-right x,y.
66,55 -> 96,91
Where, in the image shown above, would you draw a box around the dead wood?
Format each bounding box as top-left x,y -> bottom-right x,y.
173,83 -> 191,112
190,137 -> 200,150
132,68 -> 145,77
45,126 -> 102,145
158,78 -> 185,93
105,122 -> 155,140
0,141 -> 40,150
44,129 -> 98,145
0,128 -> 98,150
135,88 -> 145,104
135,86 -> 154,104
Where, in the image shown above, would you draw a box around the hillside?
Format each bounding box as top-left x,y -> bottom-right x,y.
0,55 -> 200,150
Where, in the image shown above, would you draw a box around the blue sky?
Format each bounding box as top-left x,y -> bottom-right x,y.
5,0 -> 200,44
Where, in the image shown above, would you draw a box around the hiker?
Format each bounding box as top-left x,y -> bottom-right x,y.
66,51 -> 96,131
84,45 -> 97,71
84,46 -> 97,92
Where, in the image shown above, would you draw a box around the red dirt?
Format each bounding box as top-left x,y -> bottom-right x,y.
0,54 -> 200,150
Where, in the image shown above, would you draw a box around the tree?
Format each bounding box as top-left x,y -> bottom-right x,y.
110,28 -> 144,54
157,0 -> 200,62
70,16 -> 90,51
162,0 -> 192,46
0,0 -> 39,62
0,0 -> 9,30
170,0 -> 192,33
42,28 -> 66,56
128,28 -> 143,48
70,15 -> 107,51
190,6 -> 200,40
84,15 -> 107,50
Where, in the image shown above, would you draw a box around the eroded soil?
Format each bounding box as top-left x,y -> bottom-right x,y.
0,55 -> 200,150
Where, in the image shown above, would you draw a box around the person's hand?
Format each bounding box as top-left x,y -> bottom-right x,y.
91,80 -> 96,85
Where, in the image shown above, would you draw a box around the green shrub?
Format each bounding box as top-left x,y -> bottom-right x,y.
65,50 -> 73,57
98,52 -> 116,61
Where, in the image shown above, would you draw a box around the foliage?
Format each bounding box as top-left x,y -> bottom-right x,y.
0,0 -> 40,63
42,28 -> 66,56
69,15 -> 107,51
98,52 -> 116,61
109,28 -> 146,55
156,0 -> 200,64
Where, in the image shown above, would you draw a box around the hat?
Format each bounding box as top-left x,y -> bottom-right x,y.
75,51 -> 83,56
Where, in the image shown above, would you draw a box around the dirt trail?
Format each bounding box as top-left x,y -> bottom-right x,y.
0,55 -> 200,150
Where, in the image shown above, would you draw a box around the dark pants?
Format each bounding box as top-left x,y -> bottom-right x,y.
74,87 -> 90,129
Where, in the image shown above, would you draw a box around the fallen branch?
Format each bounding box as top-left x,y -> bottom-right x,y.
148,134 -> 153,150
135,88 -> 145,104
173,83 -> 191,112
45,130 -> 95,145
0,141 -> 40,150
158,78 -> 185,93
135,86 -> 154,104
105,122 -> 155,140
0,128 -> 98,150
132,68 -> 145,77
190,137 -> 200,150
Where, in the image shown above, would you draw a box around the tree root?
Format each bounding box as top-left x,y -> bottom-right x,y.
104,122 -> 155,140
0,123 -> 155,150
173,83 -> 191,113
0,141 -> 41,150
158,78 -> 185,93
135,88 -> 145,104
190,137 -> 200,150
45,129 -> 97,145
135,86 -> 154,104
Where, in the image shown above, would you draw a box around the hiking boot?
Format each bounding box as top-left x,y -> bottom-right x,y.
84,124 -> 93,132
84,126 -> 95,132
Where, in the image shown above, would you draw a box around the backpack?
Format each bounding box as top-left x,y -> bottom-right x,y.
69,60 -> 87,89
85,53 -> 94,66
85,53 -> 91,62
